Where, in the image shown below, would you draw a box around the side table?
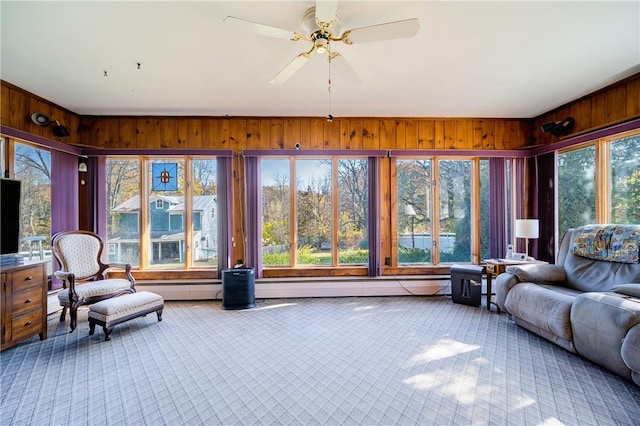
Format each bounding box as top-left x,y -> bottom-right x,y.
484,259 -> 548,313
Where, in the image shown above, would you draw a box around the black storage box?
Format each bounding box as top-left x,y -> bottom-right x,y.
222,267 -> 256,310
450,264 -> 484,307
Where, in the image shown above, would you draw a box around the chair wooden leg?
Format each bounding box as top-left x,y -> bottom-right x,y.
69,305 -> 78,333
59,306 -> 67,322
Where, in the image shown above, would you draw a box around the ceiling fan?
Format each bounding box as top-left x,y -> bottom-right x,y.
224,1 -> 420,85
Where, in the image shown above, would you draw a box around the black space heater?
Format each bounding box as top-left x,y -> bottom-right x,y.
222,267 -> 256,310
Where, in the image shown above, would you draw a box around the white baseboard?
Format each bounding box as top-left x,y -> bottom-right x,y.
135,276 -> 466,301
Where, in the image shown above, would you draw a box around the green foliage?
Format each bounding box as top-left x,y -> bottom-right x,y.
398,247 -> 431,263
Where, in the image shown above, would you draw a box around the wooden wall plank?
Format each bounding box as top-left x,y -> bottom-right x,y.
270,119 -> 283,149
285,118 -> 301,149
417,120 -> 434,150
119,118 -> 136,148
188,119 -> 202,149
627,78 -> 640,117
482,120 -> 495,150
229,119 -> 246,151
348,119 -> 363,150
310,118 -> 324,149
0,83 -> 10,126
434,120 -> 445,149
444,120 -> 457,149
246,119 -> 260,150
362,118 -> 378,150
393,120 -> 405,149
604,85 -> 627,123
202,118 -> 220,148
324,119 -> 340,149
177,119 -> 189,149
404,120 -> 417,149
378,119 -> 395,150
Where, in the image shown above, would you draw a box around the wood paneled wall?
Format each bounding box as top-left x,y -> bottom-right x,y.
79,116 -> 533,152
1,81 -> 81,145
2,74 -> 638,277
533,72 -> 640,146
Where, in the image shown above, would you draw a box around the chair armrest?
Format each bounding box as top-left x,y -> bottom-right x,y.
107,262 -> 130,269
53,270 -> 73,281
105,262 -> 135,289
53,270 -> 79,299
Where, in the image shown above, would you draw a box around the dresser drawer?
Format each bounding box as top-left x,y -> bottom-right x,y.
12,266 -> 44,291
11,287 -> 43,317
11,310 -> 43,341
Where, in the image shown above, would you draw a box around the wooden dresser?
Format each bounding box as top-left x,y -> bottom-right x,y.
1,261 -> 48,351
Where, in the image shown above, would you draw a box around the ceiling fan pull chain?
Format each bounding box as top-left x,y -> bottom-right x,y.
327,42 -> 333,122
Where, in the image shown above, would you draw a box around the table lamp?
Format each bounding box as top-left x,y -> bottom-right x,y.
515,219 -> 539,258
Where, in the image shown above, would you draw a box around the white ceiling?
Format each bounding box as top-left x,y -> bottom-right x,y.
1,1 -> 639,119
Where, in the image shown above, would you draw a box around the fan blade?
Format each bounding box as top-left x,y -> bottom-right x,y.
315,1 -> 338,26
223,16 -> 296,40
342,18 -> 419,44
270,53 -> 312,85
329,53 -> 361,85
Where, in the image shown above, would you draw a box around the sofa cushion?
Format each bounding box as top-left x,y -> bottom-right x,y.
504,283 -> 581,344
611,283 -> 640,298
572,225 -> 640,263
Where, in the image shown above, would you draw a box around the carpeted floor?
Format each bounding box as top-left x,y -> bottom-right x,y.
1,296 -> 639,425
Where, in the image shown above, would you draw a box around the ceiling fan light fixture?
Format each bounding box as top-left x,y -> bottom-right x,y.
313,32 -> 329,54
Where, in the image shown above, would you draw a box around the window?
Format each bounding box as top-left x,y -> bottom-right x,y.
107,159 -> 141,266
558,145 -> 596,238
479,159 -> 490,261
337,159 -> 368,265
397,159 -> 432,264
191,159 -> 217,268
438,160 -> 472,263
261,156 -> 369,268
106,156 -> 218,270
396,158 -> 472,264
261,159 -> 291,266
14,142 -> 51,261
610,134 -> 640,223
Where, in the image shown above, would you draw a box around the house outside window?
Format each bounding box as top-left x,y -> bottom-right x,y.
106,156 -> 218,269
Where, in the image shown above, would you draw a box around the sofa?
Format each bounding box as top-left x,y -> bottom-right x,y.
495,224 -> 640,385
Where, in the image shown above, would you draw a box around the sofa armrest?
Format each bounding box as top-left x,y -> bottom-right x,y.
505,264 -> 567,285
495,272 -> 520,313
495,264 -> 567,314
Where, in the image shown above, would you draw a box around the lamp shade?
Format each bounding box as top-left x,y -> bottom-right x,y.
404,204 -> 416,216
515,219 -> 539,239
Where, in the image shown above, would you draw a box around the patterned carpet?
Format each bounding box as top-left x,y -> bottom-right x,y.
1,296 -> 639,425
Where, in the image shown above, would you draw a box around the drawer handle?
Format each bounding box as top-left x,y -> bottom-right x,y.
25,321 -> 32,326
25,276 -> 33,281
25,298 -> 32,304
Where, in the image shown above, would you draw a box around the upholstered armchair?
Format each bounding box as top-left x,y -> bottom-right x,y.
52,230 -> 135,332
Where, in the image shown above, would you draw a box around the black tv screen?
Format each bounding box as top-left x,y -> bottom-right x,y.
1,178 -> 22,255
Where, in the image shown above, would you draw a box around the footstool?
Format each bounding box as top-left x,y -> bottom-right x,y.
88,291 -> 164,341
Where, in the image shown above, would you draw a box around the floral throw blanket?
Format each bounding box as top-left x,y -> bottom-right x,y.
572,225 -> 640,263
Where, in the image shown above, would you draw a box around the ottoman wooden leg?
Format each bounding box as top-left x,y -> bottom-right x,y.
89,321 -> 96,335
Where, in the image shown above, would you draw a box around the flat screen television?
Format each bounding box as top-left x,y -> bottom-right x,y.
1,178 -> 22,256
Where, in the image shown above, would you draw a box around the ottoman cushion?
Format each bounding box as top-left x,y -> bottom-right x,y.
89,291 -> 164,323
